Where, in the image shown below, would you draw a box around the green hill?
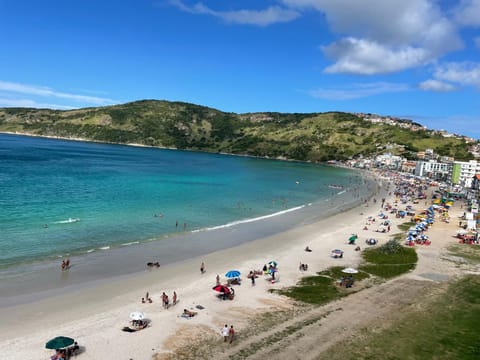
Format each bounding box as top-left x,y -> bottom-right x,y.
0,100 -> 473,161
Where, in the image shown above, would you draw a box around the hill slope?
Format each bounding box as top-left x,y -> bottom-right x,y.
0,100 -> 473,161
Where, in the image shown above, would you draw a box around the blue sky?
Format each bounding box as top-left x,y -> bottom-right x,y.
0,0 -> 479,138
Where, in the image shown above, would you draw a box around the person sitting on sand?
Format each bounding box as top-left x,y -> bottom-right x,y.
305,246 -> 312,252
183,309 -> 197,317
141,297 -> 146,303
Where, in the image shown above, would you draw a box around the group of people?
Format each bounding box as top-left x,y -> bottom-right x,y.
61,258 -> 70,271
221,324 -> 235,344
299,263 -> 308,271
141,291 -> 153,304
50,342 -> 79,360
161,291 -> 177,308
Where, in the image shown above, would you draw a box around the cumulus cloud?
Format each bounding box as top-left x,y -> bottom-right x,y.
433,62 -> 480,87
0,81 -> 115,106
284,0 -> 462,74
454,0 -> 480,26
310,82 -> 409,100
170,1 -> 300,26
418,79 -> 456,92
322,38 -> 430,74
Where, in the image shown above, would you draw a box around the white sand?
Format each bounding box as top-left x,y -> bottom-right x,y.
0,176 -> 402,360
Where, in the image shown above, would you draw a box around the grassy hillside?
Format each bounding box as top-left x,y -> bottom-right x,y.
0,100 -> 473,161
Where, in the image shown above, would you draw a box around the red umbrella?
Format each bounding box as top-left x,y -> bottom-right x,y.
212,285 -> 230,294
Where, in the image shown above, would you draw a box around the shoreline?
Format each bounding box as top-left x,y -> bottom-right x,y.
0,134 -> 377,309
0,173 -> 387,359
0,131 -> 332,164
0,175 -> 377,308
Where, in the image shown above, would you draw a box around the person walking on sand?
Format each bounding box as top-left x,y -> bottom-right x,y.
216,274 -> 220,285
173,291 -> 177,305
200,262 -> 205,274
229,325 -> 235,344
222,324 -> 229,342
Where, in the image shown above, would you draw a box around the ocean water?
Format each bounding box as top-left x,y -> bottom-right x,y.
0,134 -> 365,269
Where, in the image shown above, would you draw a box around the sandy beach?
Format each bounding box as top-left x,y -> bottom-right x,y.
0,172 -> 469,360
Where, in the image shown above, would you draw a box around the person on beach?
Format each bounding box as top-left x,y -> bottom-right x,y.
229,325 -> 235,343
251,272 -> 255,286
222,324 -> 229,342
216,274 -> 220,285
200,262 -> 205,274
162,292 -> 167,308
173,291 -> 177,305
164,294 -> 169,308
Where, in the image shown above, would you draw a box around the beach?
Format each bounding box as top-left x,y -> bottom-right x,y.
1,171 -> 469,360
0,169 -> 386,359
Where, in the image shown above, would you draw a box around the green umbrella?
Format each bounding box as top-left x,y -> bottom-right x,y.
348,235 -> 357,241
45,336 -> 75,349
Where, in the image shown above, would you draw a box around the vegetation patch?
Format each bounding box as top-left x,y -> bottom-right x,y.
323,275 -> 480,360
275,267 -> 369,305
447,244 -> 480,264
397,221 -> 415,231
359,239 -> 418,279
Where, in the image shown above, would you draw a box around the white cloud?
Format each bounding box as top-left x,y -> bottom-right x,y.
322,37 -> 431,74
0,97 -> 74,109
433,62 -> 480,87
283,0 -> 461,74
418,79 -> 456,92
454,0 -> 480,26
0,81 -> 115,106
310,82 -> 409,100
170,1 -> 300,26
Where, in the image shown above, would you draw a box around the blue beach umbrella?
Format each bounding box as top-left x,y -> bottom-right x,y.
268,261 -> 278,268
225,270 -> 241,278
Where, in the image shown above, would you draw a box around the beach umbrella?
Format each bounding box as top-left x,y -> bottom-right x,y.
225,270 -> 241,278
341,267 -> 359,274
332,249 -> 343,255
212,285 -> 230,293
348,235 -> 358,241
129,311 -> 145,321
268,261 -> 278,268
45,336 -> 75,350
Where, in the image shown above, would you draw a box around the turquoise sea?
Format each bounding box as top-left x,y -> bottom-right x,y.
0,134 -> 374,304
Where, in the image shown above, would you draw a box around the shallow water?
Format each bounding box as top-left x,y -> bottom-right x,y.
0,133 -> 376,306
